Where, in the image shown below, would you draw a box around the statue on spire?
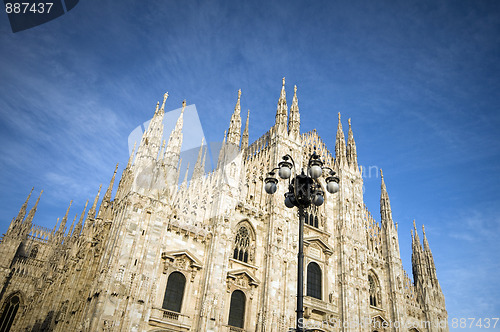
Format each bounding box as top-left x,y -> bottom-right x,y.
160,92 -> 169,114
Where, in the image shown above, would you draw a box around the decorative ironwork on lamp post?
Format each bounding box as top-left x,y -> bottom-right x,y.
264,151 -> 340,332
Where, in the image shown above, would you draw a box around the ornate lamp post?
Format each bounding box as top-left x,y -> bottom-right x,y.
264,151 -> 340,332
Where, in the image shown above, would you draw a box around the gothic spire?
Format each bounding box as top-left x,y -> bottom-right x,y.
159,139 -> 166,160
192,138 -> 205,180
176,158 -> 182,185
422,224 -> 438,282
15,187 -> 33,225
422,224 -> 431,251
201,146 -> 207,173
103,163 -> 118,203
58,200 -> 73,235
227,89 -> 242,146
346,118 -> 358,169
73,200 -> 88,237
24,190 -> 42,229
411,220 -> 423,287
241,109 -> 250,150
136,93 -> 168,162
98,164 -> 118,219
68,214 -> 77,237
159,91 -> 168,115
127,142 -> 136,169
181,163 -> 190,189
335,113 -> 346,166
275,77 -> 288,134
164,100 -> 186,167
52,218 -> 59,235
87,184 -> 102,220
413,219 -> 421,245
288,85 -> 300,139
217,130 -> 227,168
380,169 -> 393,223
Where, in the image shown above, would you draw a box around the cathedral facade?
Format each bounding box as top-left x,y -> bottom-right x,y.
0,80 -> 447,332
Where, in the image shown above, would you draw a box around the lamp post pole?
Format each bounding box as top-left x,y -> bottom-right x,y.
296,206 -> 305,332
264,151 -> 340,332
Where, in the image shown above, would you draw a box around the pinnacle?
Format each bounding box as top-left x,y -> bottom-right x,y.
335,112 -> 346,164
160,92 -> 169,113
346,118 -> 358,169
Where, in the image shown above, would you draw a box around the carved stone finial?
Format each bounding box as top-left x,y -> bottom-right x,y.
238,89 -> 241,99
160,93 -> 169,112
181,100 -> 187,114
294,85 -> 297,94
338,112 -> 341,121
282,77 -> 285,86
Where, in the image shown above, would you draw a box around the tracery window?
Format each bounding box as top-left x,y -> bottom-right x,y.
233,223 -> 254,263
304,211 -> 319,228
307,262 -> 322,300
228,290 -> 246,328
29,246 -> 38,259
0,294 -> 20,332
162,272 -> 186,313
369,273 -> 381,307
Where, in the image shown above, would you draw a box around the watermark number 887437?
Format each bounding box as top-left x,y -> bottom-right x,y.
451,318 -> 499,329
5,2 -> 53,14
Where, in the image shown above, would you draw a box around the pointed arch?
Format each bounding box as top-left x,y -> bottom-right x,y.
0,292 -> 23,332
368,271 -> 382,307
232,220 -> 256,264
305,206 -> 321,228
29,245 -> 38,259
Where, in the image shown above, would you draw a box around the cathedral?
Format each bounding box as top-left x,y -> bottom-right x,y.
0,79 -> 447,331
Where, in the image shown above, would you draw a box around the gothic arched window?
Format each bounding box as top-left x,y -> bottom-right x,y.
233,223 -> 254,263
307,262 -> 322,300
162,272 -> 186,312
228,290 -> 246,328
305,209 -> 320,228
29,246 -> 38,259
368,273 -> 381,307
0,294 -> 20,332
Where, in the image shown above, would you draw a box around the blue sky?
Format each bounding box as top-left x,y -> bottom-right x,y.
1,0 -> 499,329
